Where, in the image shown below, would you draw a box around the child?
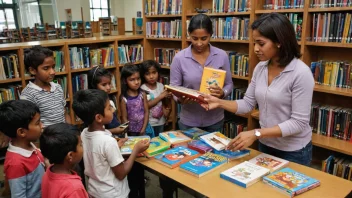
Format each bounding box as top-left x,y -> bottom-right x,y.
72,89 -> 149,198
140,60 -> 172,136
0,100 -> 45,198
40,123 -> 88,198
88,66 -> 126,137
20,45 -> 70,127
120,64 -> 149,135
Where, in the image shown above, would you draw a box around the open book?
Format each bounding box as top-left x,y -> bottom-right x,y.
164,85 -> 207,104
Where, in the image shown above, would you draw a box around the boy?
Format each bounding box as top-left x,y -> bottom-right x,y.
40,123 -> 88,198
20,45 -> 70,127
0,100 -> 45,198
72,89 -> 150,198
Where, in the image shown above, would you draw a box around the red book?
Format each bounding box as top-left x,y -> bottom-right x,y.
164,85 -> 207,104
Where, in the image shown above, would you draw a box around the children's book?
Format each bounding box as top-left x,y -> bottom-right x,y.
248,153 -> 289,172
180,152 -> 227,177
182,127 -> 210,140
220,161 -> 270,188
263,168 -> 320,197
199,67 -> 226,94
164,85 -> 207,104
187,140 -> 213,154
159,131 -> 192,147
154,146 -> 201,168
200,132 -> 231,151
120,136 -> 150,155
144,137 -> 171,157
214,149 -> 250,161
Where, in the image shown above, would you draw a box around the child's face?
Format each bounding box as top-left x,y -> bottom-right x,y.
126,72 -> 141,91
101,99 -> 114,124
71,136 -> 83,164
24,113 -> 43,142
144,66 -> 159,85
97,76 -> 112,93
29,56 -> 56,83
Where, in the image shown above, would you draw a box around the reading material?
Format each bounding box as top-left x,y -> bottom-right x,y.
199,67 -> 226,94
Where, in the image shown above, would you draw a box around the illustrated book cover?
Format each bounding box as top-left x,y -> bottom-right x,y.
199,67 -> 226,94
187,140 -> 213,154
120,136 -> 150,155
248,153 -> 289,172
213,149 -> 250,161
144,137 -> 171,157
200,132 -> 231,151
154,146 -> 201,168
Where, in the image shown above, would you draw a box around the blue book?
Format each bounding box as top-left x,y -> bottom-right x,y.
154,146 -> 200,168
182,127 -> 209,140
213,149 -> 250,161
263,168 -> 320,197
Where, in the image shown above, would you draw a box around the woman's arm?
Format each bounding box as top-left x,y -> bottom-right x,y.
120,98 -> 128,124
140,92 -> 149,134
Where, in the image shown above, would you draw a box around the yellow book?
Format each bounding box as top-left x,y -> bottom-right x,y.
324,62 -> 332,85
199,67 -> 226,94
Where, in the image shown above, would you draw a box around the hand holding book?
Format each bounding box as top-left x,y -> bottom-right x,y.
207,84 -> 224,98
200,94 -> 221,111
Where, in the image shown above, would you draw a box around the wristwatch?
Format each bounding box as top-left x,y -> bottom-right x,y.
255,129 -> 261,139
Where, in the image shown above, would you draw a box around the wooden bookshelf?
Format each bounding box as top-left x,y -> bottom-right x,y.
186,12 -> 250,16
0,78 -> 22,84
145,14 -> 182,18
308,7 -> 352,12
146,37 -> 182,41
255,9 -> 304,14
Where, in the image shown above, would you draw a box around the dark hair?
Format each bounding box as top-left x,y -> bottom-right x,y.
188,14 -> 213,35
0,100 -> 40,138
251,13 -> 301,66
140,60 -> 161,84
24,45 -> 53,71
40,123 -> 80,164
72,89 -> 109,125
88,66 -> 112,89
120,64 -> 141,98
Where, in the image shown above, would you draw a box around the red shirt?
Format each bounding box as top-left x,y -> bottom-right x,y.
41,165 -> 88,198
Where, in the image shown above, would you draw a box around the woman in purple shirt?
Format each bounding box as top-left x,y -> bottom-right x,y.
170,14 -> 233,132
202,13 -> 315,166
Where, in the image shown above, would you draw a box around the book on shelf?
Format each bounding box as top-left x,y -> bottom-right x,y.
53,76 -> 68,99
182,127 -> 210,140
321,155 -> 352,180
264,0 -> 304,10
159,130 -> 192,147
154,146 -> 201,168
187,140 -> 213,154
220,161 -> 270,188
263,168 -> 320,198
179,152 -> 227,178
53,50 -> 65,72
0,85 -> 22,104
154,48 -> 180,66
310,0 -> 352,8
213,149 -> 250,161
118,44 -> 143,64
200,132 -> 231,151
144,137 -> 171,157
211,0 -> 251,13
227,52 -> 249,77
283,13 -> 303,41
164,85 -> 207,104
120,136 -> 151,155
0,54 -> 19,80
69,46 -> 115,69
222,119 -> 247,139
144,0 -> 182,16
248,153 -> 289,173
210,17 -> 250,40
199,67 -> 226,95
72,74 -> 88,94
146,20 -> 182,38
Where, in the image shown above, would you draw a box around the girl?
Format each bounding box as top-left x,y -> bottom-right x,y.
120,64 -> 149,136
140,60 -> 171,136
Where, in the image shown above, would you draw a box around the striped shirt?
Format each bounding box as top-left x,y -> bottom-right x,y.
20,82 -> 66,127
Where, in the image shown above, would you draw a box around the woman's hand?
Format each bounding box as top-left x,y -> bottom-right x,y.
177,96 -> 196,104
226,130 -> 256,151
208,85 -> 224,98
200,94 -> 221,111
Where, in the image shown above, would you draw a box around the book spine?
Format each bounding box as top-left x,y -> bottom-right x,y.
220,173 -> 247,188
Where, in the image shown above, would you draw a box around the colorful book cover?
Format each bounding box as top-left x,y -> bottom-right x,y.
159,131 -> 192,145
180,152 -> 227,177
182,127 -> 210,140
199,67 -> 226,94
120,136 -> 150,155
200,132 -> 231,151
248,153 -> 289,172
154,146 -> 201,168
220,161 -> 270,188
214,149 -> 250,161
188,140 -> 213,154
145,137 -> 171,157
263,168 -> 320,197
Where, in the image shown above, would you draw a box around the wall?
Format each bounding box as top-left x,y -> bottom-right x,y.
56,0 -> 89,21
121,0 -> 142,31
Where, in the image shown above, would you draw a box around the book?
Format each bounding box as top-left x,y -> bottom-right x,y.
248,153 -> 289,172
159,131 -> 192,147
199,67 -> 226,94
187,140 -> 213,154
154,146 -> 201,168
120,136 -> 150,155
220,161 -> 270,188
182,127 -> 210,140
200,132 -> 231,151
164,85 -> 207,104
180,152 -> 227,177
263,168 -> 320,197
144,137 -> 171,157
213,149 -> 250,161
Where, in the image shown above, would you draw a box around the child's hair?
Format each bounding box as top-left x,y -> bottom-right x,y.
0,100 -> 40,138
88,66 -> 112,89
40,123 -> 80,164
24,45 -> 53,72
188,14 -> 213,35
72,89 -> 109,125
140,60 -> 161,84
120,64 -> 141,98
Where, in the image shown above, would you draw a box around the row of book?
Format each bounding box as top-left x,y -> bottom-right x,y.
228,52 -> 249,76
211,0 -> 251,13
263,0 -> 305,10
228,86 -> 247,100
310,104 -> 352,141
311,12 -> 352,43
0,85 -> 22,104
144,0 -> 182,15
159,75 -> 170,85
118,44 -> 144,64
322,155 -> 352,181
52,77 -> 68,99
0,54 -> 19,80
209,17 -> 250,40
72,72 -> 117,94
310,60 -> 352,88
69,46 -> 115,69
311,0 -> 352,7
146,20 -> 182,39
53,51 -> 65,72
154,48 -> 180,66
222,120 -> 247,138
285,13 -> 303,41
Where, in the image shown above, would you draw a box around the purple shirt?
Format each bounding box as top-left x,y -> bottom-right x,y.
170,44 -> 233,127
236,58 -> 315,151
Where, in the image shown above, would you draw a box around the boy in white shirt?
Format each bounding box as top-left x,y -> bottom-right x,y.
72,89 -> 149,198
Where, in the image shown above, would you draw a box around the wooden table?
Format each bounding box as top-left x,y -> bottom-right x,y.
137,149 -> 352,198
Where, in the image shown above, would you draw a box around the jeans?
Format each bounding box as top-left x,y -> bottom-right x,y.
258,141 -> 313,166
178,119 -> 224,132
153,125 -> 164,137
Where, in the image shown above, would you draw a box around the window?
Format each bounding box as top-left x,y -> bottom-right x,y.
0,0 -> 18,31
90,0 -> 110,21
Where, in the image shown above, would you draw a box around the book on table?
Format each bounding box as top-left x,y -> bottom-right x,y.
248,153 -> 289,173
213,149 -> 250,161
187,140 -> 213,154
200,132 -> 231,151
181,127 -> 210,140
120,136 -> 150,155
144,137 -> 171,158
154,146 -> 201,168
159,130 -> 192,147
